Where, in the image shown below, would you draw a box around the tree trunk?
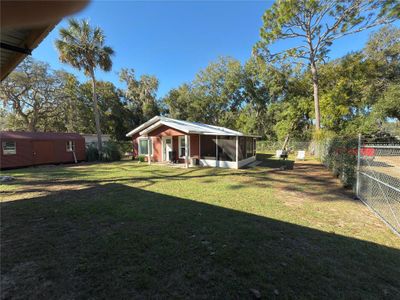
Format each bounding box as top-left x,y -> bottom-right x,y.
282,134 -> 290,151
28,121 -> 36,132
91,72 -> 103,156
310,60 -> 321,131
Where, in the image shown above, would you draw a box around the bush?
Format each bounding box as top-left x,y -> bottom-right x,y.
137,155 -> 146,162
86,142 -> 122,162
115,141 -> 132,154
312,135 -> 358,188
101,142 -> 122,162
86,144 -> 99,162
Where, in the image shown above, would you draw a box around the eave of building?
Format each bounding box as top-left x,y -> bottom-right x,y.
1,23 -> 58,81
125,116 -> 161,137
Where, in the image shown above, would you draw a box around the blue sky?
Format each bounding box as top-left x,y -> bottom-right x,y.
32,1 -> 393,97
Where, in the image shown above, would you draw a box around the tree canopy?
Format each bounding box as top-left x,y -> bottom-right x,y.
1,17 -> 399,143
254,0 -> 399,131
55,18 -> 115,153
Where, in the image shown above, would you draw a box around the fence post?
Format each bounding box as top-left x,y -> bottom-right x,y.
356,133 -> 361,198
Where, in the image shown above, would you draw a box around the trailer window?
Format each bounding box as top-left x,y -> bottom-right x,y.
66,141 -> 75,152
2,141 -> 16,155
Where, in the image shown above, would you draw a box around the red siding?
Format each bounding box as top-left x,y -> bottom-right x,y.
54,139 -> 85,162
0,139 -> 33,169
190,134 -> 199,157
148,125 -> 186,137
132,125 -> 186,162
0,131 -> 85,169
152,137 -> 162,161
172,136 -> 179,161
132,133 -> 139,157
131,125 -> 202,162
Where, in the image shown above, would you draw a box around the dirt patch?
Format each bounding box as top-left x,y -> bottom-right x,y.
268,160 -> 355,207
1,182 -> 92,202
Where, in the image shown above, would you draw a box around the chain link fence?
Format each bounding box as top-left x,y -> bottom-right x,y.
312,137 -> 359,187
257,140 -> 311,153
357,139 -> 400,235
258,136 -> 400,235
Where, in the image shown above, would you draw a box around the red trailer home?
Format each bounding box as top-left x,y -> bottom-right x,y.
126,116 -> 259,169
0,132 -> 85,169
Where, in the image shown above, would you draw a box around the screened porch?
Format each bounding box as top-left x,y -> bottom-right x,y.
199,135 -> 257,169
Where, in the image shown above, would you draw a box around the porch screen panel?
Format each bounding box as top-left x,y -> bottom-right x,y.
238,137 -> 246,161
200,135 -> 216,159
246,137 -> 254,158
217,136 -> 236,162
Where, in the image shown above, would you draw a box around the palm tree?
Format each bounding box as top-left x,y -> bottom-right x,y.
55,18 -> 114,156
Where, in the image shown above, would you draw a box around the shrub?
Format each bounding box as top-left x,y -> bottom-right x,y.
101,142 -> 122,162
86,142 -> 122,162
137,155 -> 146,162
313,135 -> 358,188
86,144 -> 99,162
115,141 -> 132,154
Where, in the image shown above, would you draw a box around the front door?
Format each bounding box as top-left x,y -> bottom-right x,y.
163,137 -> 173,161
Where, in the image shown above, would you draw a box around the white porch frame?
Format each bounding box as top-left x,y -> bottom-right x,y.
161,136 -> 173,162
178,135 -> 190,159
198,135 -> 256,169
147,136 -> 151,164
235,136 -> 239,169
185,134 -> 189,168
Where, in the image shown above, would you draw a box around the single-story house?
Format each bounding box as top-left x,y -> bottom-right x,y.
0,131 -> 85,169
126,116 -> 259,169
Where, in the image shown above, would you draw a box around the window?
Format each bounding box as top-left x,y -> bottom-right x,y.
139,138 -> 153,156
2,141 -> 16,155
66,141 -> 75,152
179,136 -> 190,158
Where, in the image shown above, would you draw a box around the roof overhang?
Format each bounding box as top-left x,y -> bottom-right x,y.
139,120 -> 261,137
140,120 -> 189,136
126,116 -> 161,137
126,115 -> 262,138
1,24 -> 57,81
1,0 -> 89,81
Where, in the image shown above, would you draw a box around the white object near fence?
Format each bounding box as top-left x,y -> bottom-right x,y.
275,150 -> 282,158
296,151 -> 305,160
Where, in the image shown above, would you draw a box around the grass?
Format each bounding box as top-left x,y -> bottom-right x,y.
1,154 -> 399,299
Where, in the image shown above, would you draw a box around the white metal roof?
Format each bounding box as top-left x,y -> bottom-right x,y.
125,116 -> 161,137
126,116 -> 259,137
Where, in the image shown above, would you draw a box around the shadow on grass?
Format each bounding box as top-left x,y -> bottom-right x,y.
0,154 -> 383,203
3,160 -> 356,203
1,183 -> 399,299
255,153 -> 295,170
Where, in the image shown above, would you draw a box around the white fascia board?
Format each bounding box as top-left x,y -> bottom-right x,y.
140,120 -> 191,136
139,121 -> 164,135
126,116 -> 160,137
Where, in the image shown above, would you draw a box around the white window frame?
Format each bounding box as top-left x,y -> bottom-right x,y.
2,141 -> 16,155
66,141 -> 75,152
178,136 -> 190,158
138,137 -> 153,156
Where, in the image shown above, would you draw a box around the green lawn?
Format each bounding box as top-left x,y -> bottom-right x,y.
1,154 -> 399,299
